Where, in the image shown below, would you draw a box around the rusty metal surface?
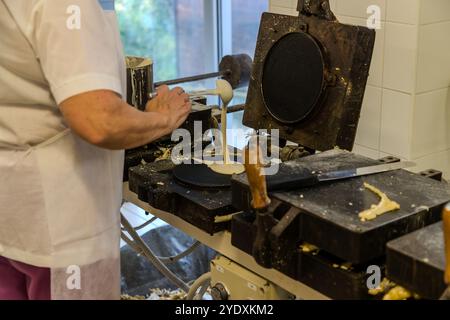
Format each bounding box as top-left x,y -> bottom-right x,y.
231,150 -> 450,264
297,0 -> 337,21
243,9 -> 375,151
387,223 -> 446,299
128,160 -> 235,235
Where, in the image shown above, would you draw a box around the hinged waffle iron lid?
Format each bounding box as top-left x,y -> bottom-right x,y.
243,0 -> 376,151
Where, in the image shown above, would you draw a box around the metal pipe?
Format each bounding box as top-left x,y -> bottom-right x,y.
155,70 -> 230,87
225,103 -> 245,114
186,272 -> 211,300
157,241 -> 202,265
121,214 -> 190,293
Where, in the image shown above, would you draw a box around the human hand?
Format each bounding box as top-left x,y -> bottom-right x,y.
145,85 -> 191,134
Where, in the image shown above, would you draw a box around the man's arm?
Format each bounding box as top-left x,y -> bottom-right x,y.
59,85 -> 191,150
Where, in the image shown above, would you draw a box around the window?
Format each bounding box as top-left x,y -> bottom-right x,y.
116,0 -> 267,149
218,0 -> 267,104
116,0 -> 268,88
220,0 -> 268,57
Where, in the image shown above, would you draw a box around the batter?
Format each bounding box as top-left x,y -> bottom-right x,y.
359,183 -> 401,222
198,80 -> 245,175
383,286 -> 413,300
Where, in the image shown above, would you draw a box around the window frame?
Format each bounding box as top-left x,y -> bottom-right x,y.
212,0 -> 268,70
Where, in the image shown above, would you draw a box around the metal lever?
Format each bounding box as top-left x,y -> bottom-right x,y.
244,139 -> 274,268
154,54 -> 252,89
155,71 -> 229,88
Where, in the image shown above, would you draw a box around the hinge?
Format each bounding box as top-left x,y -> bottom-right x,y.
297,0 -> 337,21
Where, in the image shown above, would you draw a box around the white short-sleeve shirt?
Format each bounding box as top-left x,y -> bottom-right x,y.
0,0 -> 127,268
0,0 -> 126,147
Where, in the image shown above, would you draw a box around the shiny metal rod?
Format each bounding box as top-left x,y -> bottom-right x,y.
154,70 -> 230,87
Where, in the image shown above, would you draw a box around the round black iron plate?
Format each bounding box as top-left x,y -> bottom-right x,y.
173,164 -> 232,189
262,32 -> 325,124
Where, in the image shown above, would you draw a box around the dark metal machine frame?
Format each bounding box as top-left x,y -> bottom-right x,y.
244,0 -> 375,151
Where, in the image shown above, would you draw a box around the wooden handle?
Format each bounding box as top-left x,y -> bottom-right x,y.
444,204 -> 450,285
244,140 -> 271,210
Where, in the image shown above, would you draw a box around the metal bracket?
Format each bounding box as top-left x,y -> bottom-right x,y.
297,0 -> 337,21
419,169 -> 444,182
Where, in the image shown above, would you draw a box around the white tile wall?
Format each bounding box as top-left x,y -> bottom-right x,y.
412,149 -> 450,177
416,21 -> 450,93
380,89 -> 413,159
382,22 -> 418,94
353,144 -> 380,160
269,0 -> 298,16
268,0 -> 450,176
411,87 -> 450,158
386,0 -> 420,25
419,0 -> 450,25
355,86 -> 382,150
336,0 -> 386,20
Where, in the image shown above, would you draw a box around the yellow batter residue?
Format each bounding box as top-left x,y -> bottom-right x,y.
368,278 -> 395,296
359,183 -> 400,222
209,163 -> 245,175
207,80 -> 245,176
121,294 -> 146,300
156,147 -> 171,162
340,262 -> 353,271
383,286 -> 412,301
369,278 -> 419,300
299,243 -> 319,254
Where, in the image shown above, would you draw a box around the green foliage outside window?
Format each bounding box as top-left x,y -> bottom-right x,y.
116,0 -> 178,81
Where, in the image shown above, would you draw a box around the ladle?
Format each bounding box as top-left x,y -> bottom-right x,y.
188,79 -> 234,105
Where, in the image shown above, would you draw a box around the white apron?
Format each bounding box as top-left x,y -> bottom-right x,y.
0,0 -> 127,299
0,130 -> 124,300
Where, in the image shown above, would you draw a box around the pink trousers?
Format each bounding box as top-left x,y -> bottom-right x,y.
0,256 -> 50,300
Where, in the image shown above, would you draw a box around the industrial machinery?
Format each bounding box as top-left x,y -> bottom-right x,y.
210,256 -> 293,300
123,0 -> 450,300
123,53 -> 252,182
386,205 -> 450,300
